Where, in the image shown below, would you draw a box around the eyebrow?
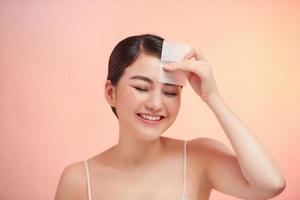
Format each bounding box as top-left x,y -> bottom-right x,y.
129,75 -> 181,87
130,75 -> 153,83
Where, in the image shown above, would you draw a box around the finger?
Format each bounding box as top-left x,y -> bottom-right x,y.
187,72 -> 193,80
183,47 -> 207,62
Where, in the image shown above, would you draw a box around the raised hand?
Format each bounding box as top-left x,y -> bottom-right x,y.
163,48 -> 220,103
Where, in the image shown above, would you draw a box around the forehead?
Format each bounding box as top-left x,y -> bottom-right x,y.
123,53 -> 161,81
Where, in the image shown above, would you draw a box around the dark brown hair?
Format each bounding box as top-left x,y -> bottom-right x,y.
107,34 -> 164,118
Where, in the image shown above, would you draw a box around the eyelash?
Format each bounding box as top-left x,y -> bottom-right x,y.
133,87 -> 178,96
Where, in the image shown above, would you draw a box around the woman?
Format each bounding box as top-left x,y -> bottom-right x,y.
55,34 -> 286,200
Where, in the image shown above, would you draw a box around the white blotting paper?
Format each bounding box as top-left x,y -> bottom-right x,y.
159,39 -> 191,86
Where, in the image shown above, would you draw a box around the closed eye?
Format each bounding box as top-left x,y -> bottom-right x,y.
132,87 -> 178,97
133,87 -> 148,92
164,92 -> 177,96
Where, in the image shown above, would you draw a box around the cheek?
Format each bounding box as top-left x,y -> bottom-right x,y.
165,97 -> 181,114
117,88 -> 143,110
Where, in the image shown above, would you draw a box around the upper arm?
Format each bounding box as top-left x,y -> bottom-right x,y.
192,138 -> 282,200
55,162 -> 87,200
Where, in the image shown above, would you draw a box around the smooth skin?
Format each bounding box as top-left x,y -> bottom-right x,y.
55,48 -> 286,200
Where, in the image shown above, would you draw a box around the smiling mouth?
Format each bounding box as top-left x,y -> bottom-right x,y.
136,113 -> 165,122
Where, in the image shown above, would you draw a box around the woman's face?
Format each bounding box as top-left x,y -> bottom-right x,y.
112,52 -> 182,140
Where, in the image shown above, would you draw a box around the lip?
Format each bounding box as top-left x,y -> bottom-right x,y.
136,113 -> 164,125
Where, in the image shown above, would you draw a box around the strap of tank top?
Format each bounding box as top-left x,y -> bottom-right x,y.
84,160 -> 92,200
182,140 -> 187,199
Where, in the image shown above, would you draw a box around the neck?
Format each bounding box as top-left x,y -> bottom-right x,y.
112,131 -> 165,169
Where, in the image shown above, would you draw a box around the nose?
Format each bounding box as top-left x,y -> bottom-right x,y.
145,90 -> 163,112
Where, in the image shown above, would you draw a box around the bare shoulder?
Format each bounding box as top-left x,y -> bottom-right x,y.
55,161 -> 87,200
188,137 -> 233,156
162,136 -> 233,158
187,137 -> 235,171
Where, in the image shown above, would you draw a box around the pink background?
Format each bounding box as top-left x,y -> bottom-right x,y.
1,1 -> 299,199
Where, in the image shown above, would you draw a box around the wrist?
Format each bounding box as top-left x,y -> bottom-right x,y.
203,93 -> 223,107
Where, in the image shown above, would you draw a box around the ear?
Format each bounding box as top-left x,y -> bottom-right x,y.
104,80 -> 117,107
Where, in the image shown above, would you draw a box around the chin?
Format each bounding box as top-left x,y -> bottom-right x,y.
136,128 -> 167,141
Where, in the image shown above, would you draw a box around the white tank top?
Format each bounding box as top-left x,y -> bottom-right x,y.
84,140 -> 189,200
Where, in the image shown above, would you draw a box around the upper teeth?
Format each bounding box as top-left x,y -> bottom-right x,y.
140,114 -> 162,121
